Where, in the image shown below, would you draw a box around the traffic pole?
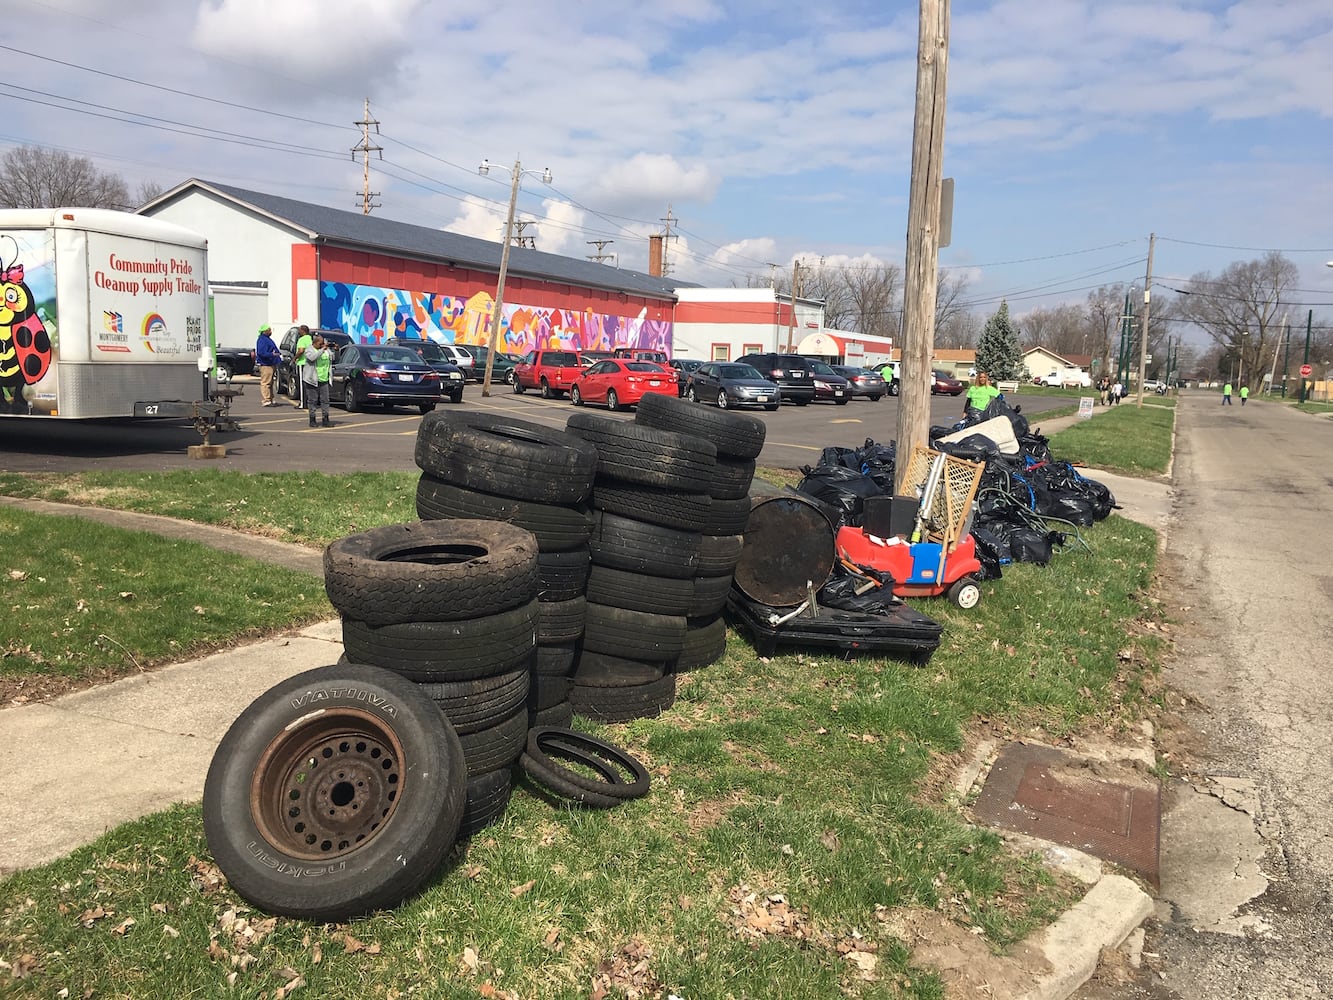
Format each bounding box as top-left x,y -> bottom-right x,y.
1301,309 -> 1312,403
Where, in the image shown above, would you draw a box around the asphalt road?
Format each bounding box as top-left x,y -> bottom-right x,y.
0,377 -> 1078,474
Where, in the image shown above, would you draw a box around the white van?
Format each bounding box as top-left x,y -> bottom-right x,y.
1038,369 -> 1092,388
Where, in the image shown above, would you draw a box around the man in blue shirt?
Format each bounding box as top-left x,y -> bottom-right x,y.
255,324 -> 281,406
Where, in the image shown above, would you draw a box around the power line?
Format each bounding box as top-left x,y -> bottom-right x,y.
1158,235 -> 1333,254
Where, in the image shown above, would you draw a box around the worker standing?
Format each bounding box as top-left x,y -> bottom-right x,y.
1222,382 -> 1233,406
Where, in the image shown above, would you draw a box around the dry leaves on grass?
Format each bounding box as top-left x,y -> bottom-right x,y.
723,884 -> 881,983
590,937 -> 663,1000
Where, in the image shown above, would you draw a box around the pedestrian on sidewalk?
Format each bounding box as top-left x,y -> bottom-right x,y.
301,333 -> 335,427
1097,376 -> 1109,406
1222,382 -> 1233,405
1240,385 -> 1249,406
1111,379 -> 1123,405
292,325 -> 313,409
255,324 -> 281,405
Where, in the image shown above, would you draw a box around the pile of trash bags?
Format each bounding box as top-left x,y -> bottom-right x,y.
795,397 -> 1118,579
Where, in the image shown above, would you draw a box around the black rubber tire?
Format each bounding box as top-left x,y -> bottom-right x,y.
344,387 -> 361,413
518,750 -> 624,809
457,707 -> 528,778
324,521 -> 538,625
566,411 -> 717,491
527,673 -> 571,711
674,615 -> 727,672
416,668 -> 531,735
633,391 -> 766,460
688,573 -> 734,618
414,412 -> 599,505
530,701 -> 574,729
586,564 -> 694,616
540,378 -> 554,399
588,511 -> 701,579
570,674 -> 678,723
571,650 -> 667,687
459,768 -> 512,838
570,386 -> 584,406
420,403 -> 436,415
700,495 -> 751,535
340,600 -> 538,682
202,664 -> 466,922
591,484 -> 712,532
513,378 -> 525,394
695,533 -> 744,576
537,546 -> 592,602
606,389 -> 621,412
534,642 -> 577,676
525,727 -> 650,800
710,456 -> 757,500
537,596 -> 587,643
582,602 -> 686,659
416,475 -> 594,552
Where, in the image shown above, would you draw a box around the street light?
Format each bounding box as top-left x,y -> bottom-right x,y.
477,157 -> 552,396
1238,330 -> 1248,391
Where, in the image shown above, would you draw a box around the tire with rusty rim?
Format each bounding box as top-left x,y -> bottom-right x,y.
202,664 -> 466,921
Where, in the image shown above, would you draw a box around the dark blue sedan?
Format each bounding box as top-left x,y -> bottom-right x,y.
330,344 -> 444,414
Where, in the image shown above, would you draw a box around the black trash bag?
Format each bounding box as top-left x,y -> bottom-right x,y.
795,465 -> 883,527
817,573 -> 897,615
818,446 -> 862,471
1018,431 -> 1053,465
937,434 -> 1001,464
970,526 -> 1009,579
1034,488 -> 1097,526
979,396 -> 1029,438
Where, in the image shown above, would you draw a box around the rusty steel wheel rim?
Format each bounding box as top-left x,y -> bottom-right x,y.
250,708 -> 406,861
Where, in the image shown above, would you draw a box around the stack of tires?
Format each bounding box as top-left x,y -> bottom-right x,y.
413,412 -> 600,731
323,519 -> 540,838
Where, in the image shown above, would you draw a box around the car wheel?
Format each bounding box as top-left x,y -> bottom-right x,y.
513,378 -> 525,394
450,390 -> 463,404
571,386 -> 584,406
540,378 -> 553,399
793,398 -> 809,406
764,403 -> 779,411
888,382 -> 899,397
835,398 -> 849,406
686,386 -> 699,403
717,391 -> 730,410
505,370 -> 516,385
606,389 -> 620,412
286,370 -> 300,399
948,577 -> 981,610
216,360 -> 233,383
202,664 -> 466,922
419,403 -> 435,414
344,385 -> 360,413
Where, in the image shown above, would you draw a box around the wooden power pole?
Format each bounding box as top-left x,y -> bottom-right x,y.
352,98 -> 382,215
896,0 -> 951,493
1136,233 -> 1154,407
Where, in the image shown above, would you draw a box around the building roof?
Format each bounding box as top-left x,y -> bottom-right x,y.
142,179 -> 694,300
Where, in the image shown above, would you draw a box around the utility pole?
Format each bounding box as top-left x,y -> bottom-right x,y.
512,220 -> 536,249
1280,319 -> 1292,396
1300,309 -> 1313,403
785,260 -> 802,354
586,239 -> 615,263
895,0 -> 950,494
351,98 -> 382,215
1136,234 -> 1154,407
658,206 -> 678,276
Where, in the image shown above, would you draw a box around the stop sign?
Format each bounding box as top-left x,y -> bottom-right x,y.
1301,364 -> 1313,377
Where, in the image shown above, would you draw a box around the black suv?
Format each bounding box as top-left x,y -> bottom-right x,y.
278,327 -> 352,398
735,352 -> 816,405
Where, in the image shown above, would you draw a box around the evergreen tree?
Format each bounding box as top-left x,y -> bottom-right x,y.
975,301 -> 1024,380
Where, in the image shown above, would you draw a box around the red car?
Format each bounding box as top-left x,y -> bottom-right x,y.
930,369 -> 965,396
569,359 -> 677,411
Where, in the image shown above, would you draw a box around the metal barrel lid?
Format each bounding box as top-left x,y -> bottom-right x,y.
732,494 -> 836,607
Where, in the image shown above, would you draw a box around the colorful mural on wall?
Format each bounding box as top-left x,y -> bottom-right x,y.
320,281 -> 673,355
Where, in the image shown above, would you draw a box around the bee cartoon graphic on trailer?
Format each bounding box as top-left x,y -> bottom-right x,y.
0,236 -> 52,414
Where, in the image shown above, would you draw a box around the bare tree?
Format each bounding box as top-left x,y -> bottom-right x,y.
933,269 -> 970,344
1086,284 -> 1130,379
795,260 -> 855,333
1018,303 -> 1087,355
1174,253 -> 1297,391
838,262 -> 900,339
135,179 -> 166,208
0,146 -> 131,210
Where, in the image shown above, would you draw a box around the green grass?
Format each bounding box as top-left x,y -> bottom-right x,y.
0,440 -> 1172,997
1046,401 -> 1175,476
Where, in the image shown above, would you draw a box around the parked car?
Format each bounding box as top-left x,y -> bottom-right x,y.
805,359 -> 851,405
930,369 -> 965,396
1141,379 -> 1168,395
832,365 -> 887,401
735,352 -> 816,405
570,359 -> 677,411
513,349 -> 586,398
467,344 -> 518,385
329,343 -> 443,414
383,338 -> 466,403
214,346 -> 256,383
278,327 -> 353,398
669,358 -> 705,396
611,347 -> 669,364
685,361 -> 781,411
427,342 -> 476,380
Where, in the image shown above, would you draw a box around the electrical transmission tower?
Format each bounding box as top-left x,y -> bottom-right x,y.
512,220 -> 537,249
587,239 -> 616,263
352,98 -> 382,215
658,206 -> 679,276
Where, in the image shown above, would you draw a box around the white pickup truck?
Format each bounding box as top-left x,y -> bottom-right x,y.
1037,369 -> 1092,388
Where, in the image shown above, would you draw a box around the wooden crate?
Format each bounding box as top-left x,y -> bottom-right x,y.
901,445 -> 985,546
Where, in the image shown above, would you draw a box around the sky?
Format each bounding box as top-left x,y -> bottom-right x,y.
5,0 -> 1333,341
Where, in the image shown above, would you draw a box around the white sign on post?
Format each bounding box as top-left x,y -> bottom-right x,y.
1078,397 -> 1094,419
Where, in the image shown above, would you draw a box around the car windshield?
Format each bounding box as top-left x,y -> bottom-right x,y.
626,361 -> 665,372
545,351 -> 580,366
808,360 -> 836,375
720,364 -> 763,379
406,341 -> 446,361
366,347 -> 422,365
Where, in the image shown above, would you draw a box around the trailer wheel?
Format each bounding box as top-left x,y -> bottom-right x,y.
948,577 -> 981,610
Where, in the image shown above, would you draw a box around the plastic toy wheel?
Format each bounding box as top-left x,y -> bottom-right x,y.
948,577 -> 981,610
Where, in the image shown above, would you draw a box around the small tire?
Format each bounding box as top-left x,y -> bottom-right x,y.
457,707 -> 528,777
540,378 -> 553,399
344,387 -> 361,413
202,664 -> 466,922
416,668 -> 531,735
537,546 -> 592,602
948,577 -> 981,610
524,727 -> 650,800
419,403 -> 435,415
717,391 -> 729,410
537,595 -> 587,643
674,615 -> 727,672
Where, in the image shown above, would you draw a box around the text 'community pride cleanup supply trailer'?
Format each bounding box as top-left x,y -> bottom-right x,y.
0,208 -> 211,421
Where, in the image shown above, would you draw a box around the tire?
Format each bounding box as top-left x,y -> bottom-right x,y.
700,495 -> 751,536
527,673 -> 571,711
582,602 -> 686,659
518,749 -> 625,809
324,520 -> 539,625
764,404 -> 778,412
695,533 -> 744,576
569,674 -> 677,723
710,456 -> 756,500
540,378 -> 553,399
633,391 -> 766,460
606,389 -> 620,412
450,390 -> 463,404
534,642 -> 577,676
793,398 -> 809,406
530,701 -> 574,729
835,398 -> 848,406
415,412 -> 599,505
591,484 -> 712,533
717,391 -> 729,410
525,727 -> 650,800
513,378 -> 526,394
457,706 -> 528,777
505,369 -> 516,385
202,664 -> 466,922
688,573 -> 734,618
571,386 -> 584,406
537,595 -> 587,643
459,768 -> 512,838
340,600 -> 538,682
345,386 -> 361,413
586,564 -> 694,616
566,411 -> 717,491
419,403 -> 435,415
416,668 -> 531,735
589,511 -> 700,579
687,386 -> 699,403
572,650 -> 667,687
889,381 -> 899,397
674,615 -> 727,672
948,577 -> 981,610
416,475 -> 594,552
217,360 -> 234,382
537,546 -> 592,602
286,371 -> 299,399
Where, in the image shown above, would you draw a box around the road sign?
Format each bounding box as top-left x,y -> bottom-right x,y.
1301,364 -> 1312,377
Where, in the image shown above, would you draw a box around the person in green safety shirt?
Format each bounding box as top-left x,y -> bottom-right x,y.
1222,382 -> 1233,405
1240,384 -> 1249,406
963,372 -> 1001,417
293,325 -> 313,409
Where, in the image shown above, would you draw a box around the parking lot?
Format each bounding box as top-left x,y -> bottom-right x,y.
0,377 -> 1078,475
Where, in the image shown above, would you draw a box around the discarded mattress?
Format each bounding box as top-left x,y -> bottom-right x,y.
937,415 -> 1020,456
